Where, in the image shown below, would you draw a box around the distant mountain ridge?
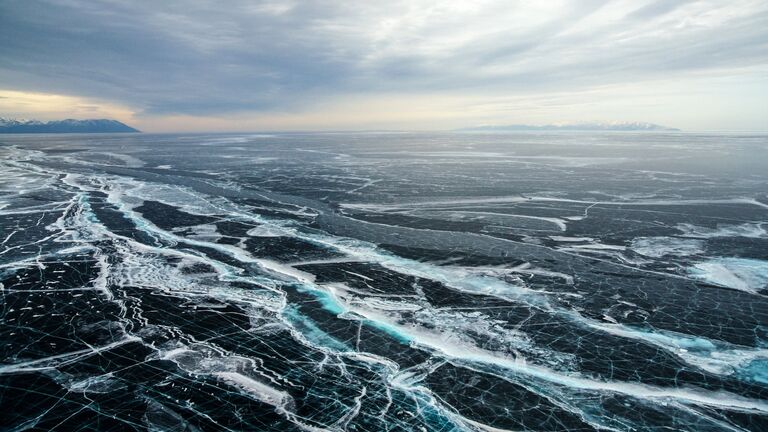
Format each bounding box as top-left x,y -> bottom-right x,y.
0,118 -> 140,133
457,121 -> 680,132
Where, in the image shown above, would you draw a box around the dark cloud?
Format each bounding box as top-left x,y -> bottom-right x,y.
0,0 -> 766,116
0,0 -> 356,114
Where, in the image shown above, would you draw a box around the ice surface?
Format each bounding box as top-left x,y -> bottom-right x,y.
631,237 -> 705,258
1,133 -> 768,431
677,222 -> 767,239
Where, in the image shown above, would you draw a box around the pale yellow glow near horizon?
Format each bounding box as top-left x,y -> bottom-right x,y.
136,78 -> 768,133
136,93 -> 489,132
1,89 -> 495,132
0,89 -> 135,123
2,71 -> 766,133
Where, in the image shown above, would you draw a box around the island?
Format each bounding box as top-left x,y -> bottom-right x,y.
0,118 -> 140,133
457,121 -> 680,132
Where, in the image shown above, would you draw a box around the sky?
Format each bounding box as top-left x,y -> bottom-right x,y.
1,0 -> 767,132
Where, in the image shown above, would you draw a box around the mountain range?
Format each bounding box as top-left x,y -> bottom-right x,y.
0,118 -> 140,133
457,121 -> 680,132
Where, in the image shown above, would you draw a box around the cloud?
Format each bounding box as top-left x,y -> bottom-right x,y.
0,0 -> 766,129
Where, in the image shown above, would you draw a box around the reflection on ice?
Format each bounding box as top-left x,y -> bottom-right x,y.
690,258 -> 768,294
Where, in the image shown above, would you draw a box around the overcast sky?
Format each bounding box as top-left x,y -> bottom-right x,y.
1,0 -> 767,132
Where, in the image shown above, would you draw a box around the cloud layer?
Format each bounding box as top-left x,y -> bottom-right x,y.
1,0 -> 767,130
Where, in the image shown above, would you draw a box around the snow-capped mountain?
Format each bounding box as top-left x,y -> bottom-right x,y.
0,118 -> 139,133
458,121 -> 680,132
0,117 -> 39,127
